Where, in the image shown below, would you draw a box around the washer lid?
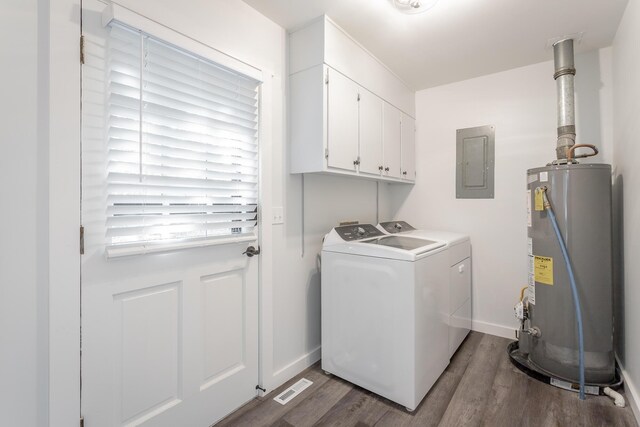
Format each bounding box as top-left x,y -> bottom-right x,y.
363,235 -> 438,250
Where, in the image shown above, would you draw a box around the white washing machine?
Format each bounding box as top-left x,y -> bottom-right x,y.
321,223 -> 450,411
377,221 -> 472,357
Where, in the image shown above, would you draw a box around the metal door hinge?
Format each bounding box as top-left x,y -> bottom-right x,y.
324,148 -> 329,159
357,93 -> 360,102
80,226 -> 85,255
80,416 -> 84,427
325,72 -> 329,85
80,35 -> 85,64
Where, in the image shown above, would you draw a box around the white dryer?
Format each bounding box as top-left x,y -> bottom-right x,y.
321,224 -> 450,411
378,221 -> 472,357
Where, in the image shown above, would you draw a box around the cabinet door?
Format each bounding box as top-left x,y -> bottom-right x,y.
401,113 -> 416,181
382,102 -> 401,179
327,69 -> 359,171
449,258 -> 471,356
358,88 -> 383,175
450,258 -> 471,314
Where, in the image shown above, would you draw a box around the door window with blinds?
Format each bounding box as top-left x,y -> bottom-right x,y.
104,24 -> 259,256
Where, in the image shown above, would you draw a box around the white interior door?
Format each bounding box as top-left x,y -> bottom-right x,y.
81,1 -> 260,425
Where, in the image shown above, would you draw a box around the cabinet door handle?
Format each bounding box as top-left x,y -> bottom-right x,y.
378,166 -> 383,171
402,171 -> 407,176
353,159 -> 360,166
384,167 -> 390,172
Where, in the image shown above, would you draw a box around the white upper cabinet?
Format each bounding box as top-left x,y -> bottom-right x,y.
383,102 -> 402,179
327,68 -> 360,171
401,113 -> 416,181
289,16 -> 416,183
358,87 -> 383,176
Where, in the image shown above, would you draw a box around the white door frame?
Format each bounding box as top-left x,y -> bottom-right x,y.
48,0 -> 277,423
48,0 -> 81,425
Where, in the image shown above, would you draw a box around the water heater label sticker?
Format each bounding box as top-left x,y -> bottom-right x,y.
534,189 -> 544,211
534,256 -> 554,285
539,171 -> 548,182
528,174 -> 538,184
528,254 -> 535,304
527,190 -> 532,227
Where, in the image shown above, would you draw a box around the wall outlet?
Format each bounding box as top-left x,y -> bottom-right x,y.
273,207 -> 284,224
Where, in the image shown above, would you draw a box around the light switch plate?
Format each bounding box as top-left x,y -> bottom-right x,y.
273,207 -> 284,224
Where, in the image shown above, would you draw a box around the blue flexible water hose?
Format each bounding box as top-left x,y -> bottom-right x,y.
542,189 -> 586,400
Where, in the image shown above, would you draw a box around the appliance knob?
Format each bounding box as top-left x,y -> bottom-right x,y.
357,227 -> 366,236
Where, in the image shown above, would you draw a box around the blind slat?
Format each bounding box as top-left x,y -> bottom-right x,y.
108,150 -> 258,174
107,212 -> 258,228
108,203 -> 257,215
107,219 -> 257,238
108,171 -> 257,188
108,138 -> 257,165
108,194 -> 258,205
107,183 -> 256,198
107,161 -> 258,183
108,150 -> 258,179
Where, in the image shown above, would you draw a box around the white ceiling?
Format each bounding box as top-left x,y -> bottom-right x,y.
242,0 -> 628,90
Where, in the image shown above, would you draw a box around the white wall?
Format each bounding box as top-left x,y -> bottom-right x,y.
0,1 -> 43,425
612,0 -> 640,419
390,49 -> 613,338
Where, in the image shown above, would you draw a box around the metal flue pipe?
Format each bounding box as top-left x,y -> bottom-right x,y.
553,39 -> 576,161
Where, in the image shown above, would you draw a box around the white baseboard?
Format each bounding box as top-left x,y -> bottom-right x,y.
264,346 -> 321,394
617,357 -> 640,423
472,319 -> 517,340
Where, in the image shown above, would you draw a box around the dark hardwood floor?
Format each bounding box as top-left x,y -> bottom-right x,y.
217,332 -> 638,427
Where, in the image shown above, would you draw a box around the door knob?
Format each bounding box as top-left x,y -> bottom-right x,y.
243,245 -> 261,257
384,167 -> 390,172
378,165 -> 383,171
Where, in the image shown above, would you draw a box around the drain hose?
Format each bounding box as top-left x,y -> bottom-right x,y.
541,188 -> 586,400
603,387 -> 626,407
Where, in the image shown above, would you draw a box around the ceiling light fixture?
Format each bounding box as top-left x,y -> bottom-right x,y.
392,0 -> 439,14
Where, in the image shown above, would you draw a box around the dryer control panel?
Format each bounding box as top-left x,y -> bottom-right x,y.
378,221 -> 416,234
335,224 -> 384,241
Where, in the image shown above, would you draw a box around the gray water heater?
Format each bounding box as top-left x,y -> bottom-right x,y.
523,164 -> 614,384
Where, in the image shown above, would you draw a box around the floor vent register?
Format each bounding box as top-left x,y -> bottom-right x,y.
273,378 -> 313,405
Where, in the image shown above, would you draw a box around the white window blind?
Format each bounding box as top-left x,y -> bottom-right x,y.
106,24 -> 259,253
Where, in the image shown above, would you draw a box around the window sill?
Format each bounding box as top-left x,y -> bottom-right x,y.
105,234 -> 257,259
